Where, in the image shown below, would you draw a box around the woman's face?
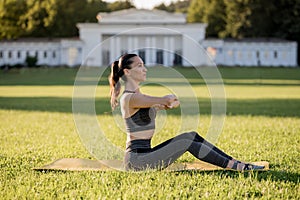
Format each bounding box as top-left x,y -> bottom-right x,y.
127,56 -> 147,82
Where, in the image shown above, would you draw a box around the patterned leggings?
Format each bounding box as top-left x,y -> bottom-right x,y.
124,131 -> 233,171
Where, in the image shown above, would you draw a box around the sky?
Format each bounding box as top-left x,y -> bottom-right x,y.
103,0 -> 178,10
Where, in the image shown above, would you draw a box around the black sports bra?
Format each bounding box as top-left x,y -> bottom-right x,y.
123,90 -> 156,133
125,107 -> 156,133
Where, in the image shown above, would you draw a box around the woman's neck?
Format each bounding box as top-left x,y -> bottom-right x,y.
125,80 -> 140,93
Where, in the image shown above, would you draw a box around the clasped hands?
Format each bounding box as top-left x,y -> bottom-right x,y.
154,94 -> 180,110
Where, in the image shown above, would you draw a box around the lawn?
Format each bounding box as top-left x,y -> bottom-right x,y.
0,66 -> 299,199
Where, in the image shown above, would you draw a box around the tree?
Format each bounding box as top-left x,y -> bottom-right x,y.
0,0 -> 27,39
221,0 -> 278,38
187,0 -> 300,64
273,0 -> 300,41
272,0 -> 300,64
174,0 -> 191,13
220,0 -> 252,39
85,0 -> 109,22
47,0 -> 110,37
245,1 -> 277,37
46,0 -> 88,37
155,0 -> 190,13
187,0 -> 226,38
0,0 -> 130,39
107,0 -> 135,12
20,0 -> 57,37
154,3 -> 170,12
187,0 -> 206,23
25,56 -> 38,67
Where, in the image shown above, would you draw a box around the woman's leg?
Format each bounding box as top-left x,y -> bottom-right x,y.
179,131 -> 234,161
138,131 -> 232,169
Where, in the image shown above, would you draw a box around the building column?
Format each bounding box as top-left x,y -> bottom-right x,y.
109,36 -> 115,62
115,36 -> 120,59
163,37 -> 169,66
151,36 -> 156,65
145,37 -> 151,65
128,36 -> 133,53
169,37 -> 175,66
133,37 -> 138,54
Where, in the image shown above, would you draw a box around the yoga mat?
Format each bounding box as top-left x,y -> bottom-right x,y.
33,158 -> 269,172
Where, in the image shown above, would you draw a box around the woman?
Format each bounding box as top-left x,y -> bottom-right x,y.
109,53 -> 264,171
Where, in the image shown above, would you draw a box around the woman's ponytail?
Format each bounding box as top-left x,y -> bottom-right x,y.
108,53 -> 138,110
109,61 -> 121,110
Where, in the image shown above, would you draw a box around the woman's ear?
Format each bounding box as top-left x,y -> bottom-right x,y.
123,68 -> 130,76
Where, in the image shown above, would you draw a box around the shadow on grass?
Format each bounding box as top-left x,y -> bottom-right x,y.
0,97 -> 300,117
174,169 -> 299,184
0,67 -> 299,86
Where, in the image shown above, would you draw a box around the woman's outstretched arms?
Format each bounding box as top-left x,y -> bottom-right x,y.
125,93 -> 179,109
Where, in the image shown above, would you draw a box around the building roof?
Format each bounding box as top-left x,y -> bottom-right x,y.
97,8 -> 186,24
222,37 -> 294,43
202,37 -> 296,45
0,37 -> 81,43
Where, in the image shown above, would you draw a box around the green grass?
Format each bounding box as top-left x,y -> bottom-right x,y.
0,67 -> 299,199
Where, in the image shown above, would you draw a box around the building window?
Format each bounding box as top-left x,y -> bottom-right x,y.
102,50 -> 110,66
282,51 -> 287,59
8,51 -> 12,58
227,50 -> 233,56
17,51 -> 21,58
0,51 -> 3,58
174,50 -> 182,66
26,51 -> 30,57
53,51 -> 56,58
264,51 -> 269,58
256,51 -> 260,59
35,51 -> 38,58
44,51 -> 47,58
68,47 -> 78,66
156,50 -> 163,65
207,47 -> 217,58
274,51 -> 278,58
247,52 -> 252,59
238,51 -> 243,59
138,50 -> 146,63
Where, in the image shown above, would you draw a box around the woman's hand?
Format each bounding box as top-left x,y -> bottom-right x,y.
168,99 -> 180,108
163,94 -> 180,109
153,104 -> 166,110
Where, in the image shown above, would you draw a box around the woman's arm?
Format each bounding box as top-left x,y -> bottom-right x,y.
153,99 -> 180,111
128,93 -> 178,109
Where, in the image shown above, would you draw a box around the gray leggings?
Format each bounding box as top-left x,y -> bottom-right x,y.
124,131 -> 233,171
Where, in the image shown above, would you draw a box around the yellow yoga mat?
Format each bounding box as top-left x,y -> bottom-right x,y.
33,158 -> 269,172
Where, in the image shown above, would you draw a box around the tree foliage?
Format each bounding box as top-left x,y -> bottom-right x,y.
0,0 -> 132,39
272,0 -> 300,42
187,0 -> 226,38
187,0 -> 300,41
221,0 -> 278,39
154,0 -> 191,13
107,0 -> 134,12
0,0 -> 27,39
1,0 -> 299,44
21,0 -> 58,37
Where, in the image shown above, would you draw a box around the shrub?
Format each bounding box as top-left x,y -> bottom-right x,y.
25,56 -> 38,67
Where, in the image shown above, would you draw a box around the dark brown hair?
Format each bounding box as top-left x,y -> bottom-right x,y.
109,53 -> 137,109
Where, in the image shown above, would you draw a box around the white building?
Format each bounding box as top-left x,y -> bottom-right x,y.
0,38 -> 83,67
202,38 -> 298,67
77,8 -> 208,67
0,8 -> 298,67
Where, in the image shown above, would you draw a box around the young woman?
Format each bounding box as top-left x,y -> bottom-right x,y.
109,53 -> 264,171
